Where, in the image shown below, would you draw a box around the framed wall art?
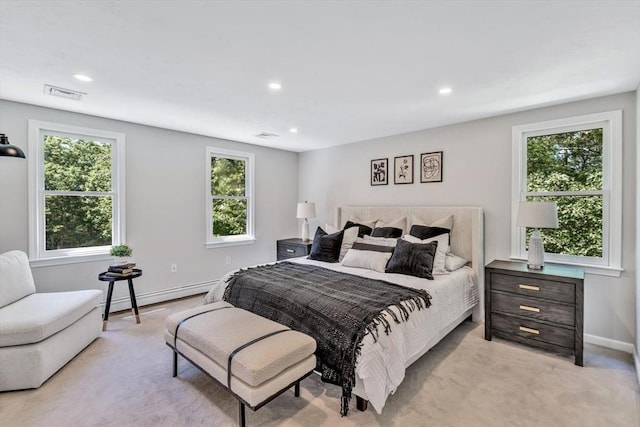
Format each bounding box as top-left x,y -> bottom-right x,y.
394,155 -> 414,184
420,151 -> 443,183
370,158 -> 388,186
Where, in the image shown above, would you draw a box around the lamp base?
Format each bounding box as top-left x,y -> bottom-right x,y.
301,219 -> 310,241
527,229 -> 545,270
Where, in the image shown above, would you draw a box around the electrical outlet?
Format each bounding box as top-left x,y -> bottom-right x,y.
225,256 -> 231,265
170,263 -> 178,273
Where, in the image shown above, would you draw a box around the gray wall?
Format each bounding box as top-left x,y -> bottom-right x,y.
636,84 -> 640,368
299,92 -> 637,347
0,100 -> 299,306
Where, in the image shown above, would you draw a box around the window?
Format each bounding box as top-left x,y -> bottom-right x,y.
28,121 -> 125,265
511,111 -> 622,276
205,147 -> 255,247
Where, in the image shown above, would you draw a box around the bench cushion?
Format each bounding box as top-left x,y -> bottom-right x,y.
0,290 -> 103,347
165,302 -> 316,388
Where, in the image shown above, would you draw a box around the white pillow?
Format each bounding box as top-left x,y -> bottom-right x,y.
402,233 -> 449,275
362,235 -> 398,247
342,248 -> 392,273
374,217 -> 407,234
445,253 -> 469,271
410,214 -> 454,231
325,224 -> 339,234
326,224 -> 359,261
347,216 -> 377,230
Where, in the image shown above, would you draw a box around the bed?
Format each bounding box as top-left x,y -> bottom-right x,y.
204,206 -> 484,415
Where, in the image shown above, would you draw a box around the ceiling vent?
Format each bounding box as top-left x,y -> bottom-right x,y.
44,84 -> 86,101
254,132 -> 279,139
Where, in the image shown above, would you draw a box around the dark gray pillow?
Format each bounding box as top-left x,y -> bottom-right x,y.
351,242 -> 395,253
344,221 -> 373,238
371,226 -> 403,238
308,227 -> 344,263
409,225 -> 450,241
385,238 -> 437,279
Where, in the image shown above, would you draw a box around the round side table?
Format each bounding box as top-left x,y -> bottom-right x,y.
98,268 -> 143,331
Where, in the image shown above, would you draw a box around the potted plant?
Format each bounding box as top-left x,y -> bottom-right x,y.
110,244 -> 133,265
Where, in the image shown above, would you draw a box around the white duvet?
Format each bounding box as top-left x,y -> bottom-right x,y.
204,257 -> 478,414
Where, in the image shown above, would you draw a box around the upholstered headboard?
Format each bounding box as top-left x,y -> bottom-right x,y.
336,206 -> 485,320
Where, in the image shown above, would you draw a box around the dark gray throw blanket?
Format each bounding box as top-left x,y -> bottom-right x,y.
222,261 -> 432,416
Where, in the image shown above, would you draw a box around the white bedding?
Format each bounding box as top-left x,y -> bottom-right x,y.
204,257 -> 478,414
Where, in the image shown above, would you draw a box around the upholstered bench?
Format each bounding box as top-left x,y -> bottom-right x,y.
164,301 -> 316,427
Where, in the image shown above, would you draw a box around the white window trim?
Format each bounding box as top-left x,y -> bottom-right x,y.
205,147 -> 255,248
28,120 -> 126,267
510,110 -> 622,277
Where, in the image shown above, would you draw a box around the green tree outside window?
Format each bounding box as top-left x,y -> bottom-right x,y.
211,157 -> 247,237
44,135 -> 113,250
526,129 -> 603,257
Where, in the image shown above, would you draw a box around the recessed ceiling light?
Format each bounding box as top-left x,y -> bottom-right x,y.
439,87 -> 452,95
268,82 -> 282,90
289,127 -> 298,133
73,74 -> 93,82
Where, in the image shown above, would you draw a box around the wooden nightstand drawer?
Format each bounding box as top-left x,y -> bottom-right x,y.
278,245 -> 307,258
491,313 -> 574,349
491,273 -> 575,304
491,291 -> 575,326
276,239 -> 313,261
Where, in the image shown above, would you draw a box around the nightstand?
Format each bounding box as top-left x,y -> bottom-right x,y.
276,238 -> 313,261
484,260 -> 584,366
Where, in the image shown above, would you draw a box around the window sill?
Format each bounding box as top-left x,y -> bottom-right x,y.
509,256 -> 623,277
30,253 -> 114,268
205,237 -> 256,249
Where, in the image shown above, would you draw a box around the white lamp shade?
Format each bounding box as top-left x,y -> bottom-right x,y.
516,201 -> 559,229
296,202 -> 316,219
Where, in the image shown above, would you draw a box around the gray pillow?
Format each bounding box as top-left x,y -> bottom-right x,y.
385,238 -> 437,279
351,242 -> 395,253
409,225 -> 450,241
308,227 -> 344,263
371,226 -> 403,238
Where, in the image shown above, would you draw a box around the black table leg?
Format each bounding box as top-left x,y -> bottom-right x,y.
127,278 -> 140,324
103,281 -> 115,331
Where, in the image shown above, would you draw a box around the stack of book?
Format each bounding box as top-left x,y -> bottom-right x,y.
105,263 -> 137,277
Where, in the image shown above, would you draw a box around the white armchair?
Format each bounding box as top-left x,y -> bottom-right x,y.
0,250 -> 103,391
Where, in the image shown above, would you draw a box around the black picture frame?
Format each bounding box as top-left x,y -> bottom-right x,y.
420,151 -> 443,183
370,158 -> 388,186
394,155 -> 414,184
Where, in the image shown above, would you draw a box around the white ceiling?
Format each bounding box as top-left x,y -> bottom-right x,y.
1,1 -> 639,152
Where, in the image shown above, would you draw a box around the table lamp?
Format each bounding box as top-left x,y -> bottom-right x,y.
516,201 -> 559,269
296,201 -> 316,241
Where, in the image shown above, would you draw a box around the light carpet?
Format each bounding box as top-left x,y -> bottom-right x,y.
0,295 -> 638,426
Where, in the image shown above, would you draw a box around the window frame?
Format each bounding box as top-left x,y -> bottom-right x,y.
205,146 -> 255,248
510,110 -> 622,277
28,120 -> 126,267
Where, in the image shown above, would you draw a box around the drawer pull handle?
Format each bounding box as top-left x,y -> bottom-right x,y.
286,249 -> 295,253
519,305 -> 540,313
519,284 -> 540,291
519,326 -> 540,335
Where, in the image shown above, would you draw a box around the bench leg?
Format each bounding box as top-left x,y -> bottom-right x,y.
356,396 -> 368,412
294,381 -> 300,397
238,401 -> 246,427
173,351 -> 178,377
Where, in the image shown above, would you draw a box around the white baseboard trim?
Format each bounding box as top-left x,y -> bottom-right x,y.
101,280 -> 217,313
584,333 -> 635,354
